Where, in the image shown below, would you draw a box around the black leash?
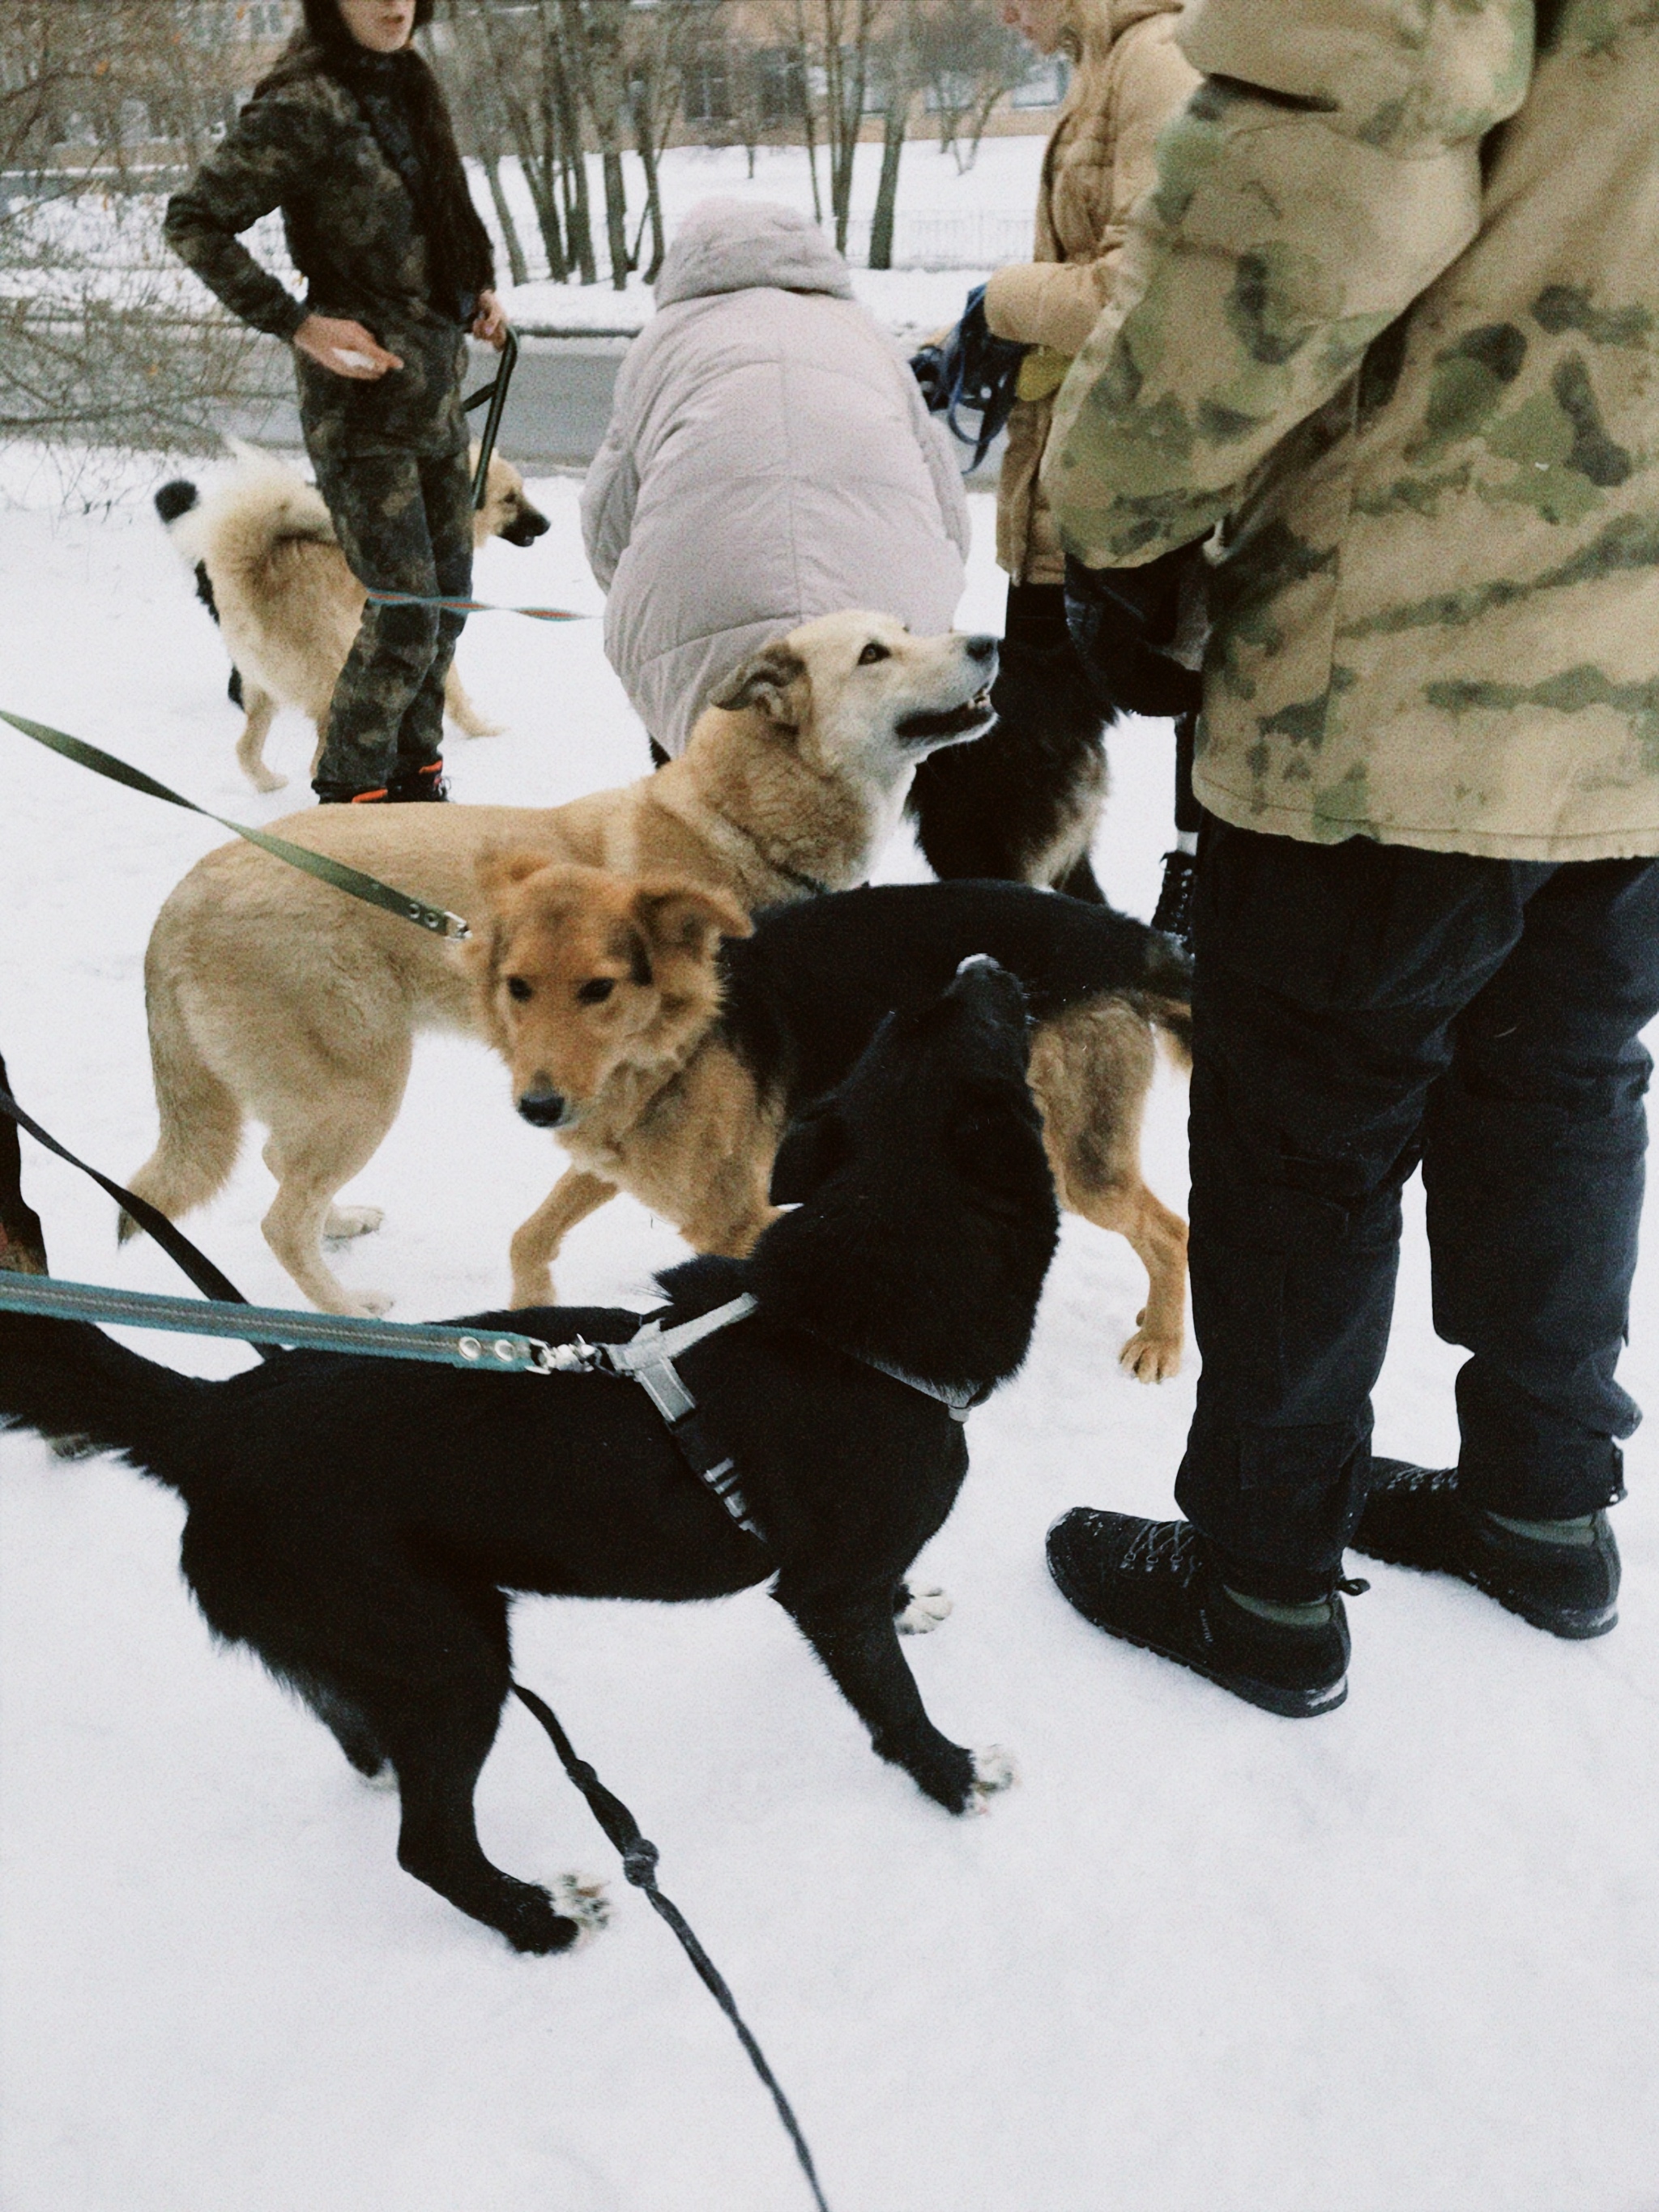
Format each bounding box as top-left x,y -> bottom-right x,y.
512,1682 -> 832,2212
0,1088 -> 832,2206
0,1085 -> 267,1343
464,324 -> 518,511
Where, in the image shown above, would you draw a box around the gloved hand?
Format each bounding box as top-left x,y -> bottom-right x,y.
911,285 -> 1030,470
1063,546 -> 1205,720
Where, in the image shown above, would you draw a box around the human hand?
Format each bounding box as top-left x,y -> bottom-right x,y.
471,290 -> 509,350
292,313 -> 403,379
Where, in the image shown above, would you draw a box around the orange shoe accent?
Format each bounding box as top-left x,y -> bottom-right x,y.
348,786 -> 390,803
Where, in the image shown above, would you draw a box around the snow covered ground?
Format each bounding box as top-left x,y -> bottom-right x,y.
1,456 -> 1656,2212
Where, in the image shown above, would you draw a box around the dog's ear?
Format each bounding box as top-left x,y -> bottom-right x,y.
707,642 -> 808,729
770,1104 -> 850,1204
633,881 -> 753,963
473,846 -> 552,906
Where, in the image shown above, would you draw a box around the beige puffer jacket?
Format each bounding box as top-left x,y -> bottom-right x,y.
983,0 -> 1197,586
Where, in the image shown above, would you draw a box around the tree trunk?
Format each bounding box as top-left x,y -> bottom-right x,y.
0,1052 -> 49,1278
481,154 -> 530,288
629,73 -> 668,287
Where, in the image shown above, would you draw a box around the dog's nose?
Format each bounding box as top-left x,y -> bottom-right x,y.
964,634 -> 999,667
517,1082 -> 568,1129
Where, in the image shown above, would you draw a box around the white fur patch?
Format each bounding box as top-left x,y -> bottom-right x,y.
896,1584 -> 953,1635
550,1873 -> 612,1943
969,1745 -> 1018,1809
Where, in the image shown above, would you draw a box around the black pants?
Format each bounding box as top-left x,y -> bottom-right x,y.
309,441 -> 474,793
906,582 -> 1108,900
1176,820 -> 1659,1600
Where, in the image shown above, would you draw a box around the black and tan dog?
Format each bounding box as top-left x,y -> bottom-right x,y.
469,870 -> 1192,1379
0,961 -> 1057,1954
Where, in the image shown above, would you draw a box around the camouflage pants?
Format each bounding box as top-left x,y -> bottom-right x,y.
309,441 -> 473,793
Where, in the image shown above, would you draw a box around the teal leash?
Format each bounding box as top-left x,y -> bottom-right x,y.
2,710 -> 470,940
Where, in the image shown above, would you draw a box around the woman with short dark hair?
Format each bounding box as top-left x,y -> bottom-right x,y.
166,0 -> 506,803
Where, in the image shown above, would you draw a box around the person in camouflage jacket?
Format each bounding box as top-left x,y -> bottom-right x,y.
164,0 -> 505,800
1043,1 -> 1659,1711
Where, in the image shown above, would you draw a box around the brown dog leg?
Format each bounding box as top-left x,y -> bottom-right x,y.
509,1168 -> 618,1306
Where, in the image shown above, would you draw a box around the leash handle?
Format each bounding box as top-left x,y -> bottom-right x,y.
2,710 -> 471,941
466,324 -> 518,509
512,1682 -> 832,2212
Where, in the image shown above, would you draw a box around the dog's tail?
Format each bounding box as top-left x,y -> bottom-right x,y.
118,960 -> 244,1246
154,478 -> 200,530
0,1312 -> 207,1493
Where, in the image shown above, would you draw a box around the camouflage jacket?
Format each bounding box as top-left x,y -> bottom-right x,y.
1045,0 -> 1659,860
164,65 -> 467,458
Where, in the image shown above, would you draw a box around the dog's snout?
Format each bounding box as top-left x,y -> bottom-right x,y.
949,955 -> 1028,1025
964,634 -> 999,667
516,1082 -> 569,1129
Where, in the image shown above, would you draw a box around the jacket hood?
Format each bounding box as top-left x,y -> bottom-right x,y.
1069,0 -> 1183,59
654,200 -> 854,308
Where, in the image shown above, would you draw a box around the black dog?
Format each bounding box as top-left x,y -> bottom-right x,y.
0,961 -> 1059,1954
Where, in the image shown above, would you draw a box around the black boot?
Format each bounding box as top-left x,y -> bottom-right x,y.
313,778 -> 390,805
386,760 -> 449,803
1354,1461 -> 1619,1639
1046,1510 -> 1354,1718
1150,849 -> 1196,954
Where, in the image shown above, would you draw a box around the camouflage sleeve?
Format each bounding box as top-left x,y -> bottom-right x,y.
1043,0 -> 1536,565
163,97 -> 315,343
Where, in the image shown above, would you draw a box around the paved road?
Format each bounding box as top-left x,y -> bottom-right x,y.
220,330 -> 1000,484
223,334 -> 631,471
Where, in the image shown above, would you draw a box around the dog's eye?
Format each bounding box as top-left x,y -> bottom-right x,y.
505,976 -> 532,1003
858,641 -> 890,667
577,978 -> 615,1005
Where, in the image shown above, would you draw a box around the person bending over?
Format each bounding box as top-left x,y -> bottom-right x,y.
1042,0 -> 1658,1711
165,0 -> 506,804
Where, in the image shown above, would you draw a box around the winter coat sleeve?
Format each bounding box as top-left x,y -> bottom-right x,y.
1043,0 -> 1536,565
163,97 -> 314,343
581,421 -> 641,592
983,28 -> 1198,361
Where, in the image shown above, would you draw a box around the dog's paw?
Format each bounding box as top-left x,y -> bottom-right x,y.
323,1204 -> 385,1243
249,768 -> 288,795
356,1762 -> 399,1793
896,1584 -> 953,1635
352,1288 -> 394,1319
966,1745 -> 1018,1811
459,718 -> 506,739
549,1873 -> 612,1944
1118,1322 -> 1182,1384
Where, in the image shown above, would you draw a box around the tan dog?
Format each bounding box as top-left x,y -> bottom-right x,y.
464,861 -> 1190,1382
126,612 -> 999,1314
160,441 -> 550,792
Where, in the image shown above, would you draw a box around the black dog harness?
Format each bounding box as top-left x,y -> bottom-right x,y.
542,1294 -> 982,1547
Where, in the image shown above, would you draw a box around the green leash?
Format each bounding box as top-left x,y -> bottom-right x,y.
2,710 -> 470,941
0,1272 -> 561,1375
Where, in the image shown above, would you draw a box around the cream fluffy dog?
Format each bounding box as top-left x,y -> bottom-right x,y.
125,612 -> 998,1314
158,442 -> 549,792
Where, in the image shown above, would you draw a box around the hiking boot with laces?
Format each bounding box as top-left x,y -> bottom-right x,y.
1149,849 -> 1196,955
1046,1510 -> 1355,1718
1354,1460 -> 1619,1639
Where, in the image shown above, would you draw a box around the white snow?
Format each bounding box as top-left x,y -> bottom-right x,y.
1,457 -> 1656,2212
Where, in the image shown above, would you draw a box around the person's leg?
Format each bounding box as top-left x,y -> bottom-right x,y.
386,442 -> 474,786
906,581 -> 1111,895
1352,860 -> 1659,1636
309,450 -> 445,798
1431,858 -> 1659,1514
1048,822 -> 1550,1708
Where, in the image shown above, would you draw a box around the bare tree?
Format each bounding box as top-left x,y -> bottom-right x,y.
917,0 -> 1026,174
867,0 -> 916,271
0,1 -> 279,480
